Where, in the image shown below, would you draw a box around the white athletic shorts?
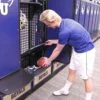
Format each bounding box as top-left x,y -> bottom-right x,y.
69,48 -> 95,79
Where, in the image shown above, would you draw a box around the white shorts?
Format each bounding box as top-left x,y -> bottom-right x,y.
69,48 -> 95,79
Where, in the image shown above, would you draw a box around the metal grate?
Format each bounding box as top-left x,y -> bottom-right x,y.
29,11 -> 44,48
20,3 -> 45,54
20,4 -> 29,54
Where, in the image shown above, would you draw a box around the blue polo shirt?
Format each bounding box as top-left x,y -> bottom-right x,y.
58,19 -> 94,53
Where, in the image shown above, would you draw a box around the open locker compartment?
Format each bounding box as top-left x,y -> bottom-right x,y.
20,0 -> 47,68
19,0 -> 52,88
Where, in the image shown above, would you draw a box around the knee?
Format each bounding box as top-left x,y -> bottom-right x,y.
68,68 -> 76,75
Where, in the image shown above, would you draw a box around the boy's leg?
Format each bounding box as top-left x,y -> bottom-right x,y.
67,68 -> 76,82
84,78 -> 93,100
78,48 -> 95,100
53,68 -> 76,96
53,49 -> 76,96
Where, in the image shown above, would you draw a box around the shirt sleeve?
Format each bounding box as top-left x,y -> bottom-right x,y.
58,30 -> 70,45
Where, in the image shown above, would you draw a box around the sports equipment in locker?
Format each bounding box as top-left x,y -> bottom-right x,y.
20,10 -> 28,30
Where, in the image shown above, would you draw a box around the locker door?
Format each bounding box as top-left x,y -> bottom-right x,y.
91,4 -> 97,39
0,0 -> 20,79
88,3 -> 94,35
79,0 -> 86,26
94,6 -> 98,31
84,2 -> 91,30
92,5 -> 97,33
95,6 -> 99,33
98,7 -> 100,34
74,0 -> 81,22
97,7 -> 100,32
98,7 -> 100,37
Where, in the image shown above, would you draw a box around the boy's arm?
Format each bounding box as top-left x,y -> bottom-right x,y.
43,43 -> 65,67
49,43 -> 65,62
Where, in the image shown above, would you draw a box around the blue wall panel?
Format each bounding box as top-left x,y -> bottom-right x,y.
0,0 -> 20,79
47,0 -> 74,39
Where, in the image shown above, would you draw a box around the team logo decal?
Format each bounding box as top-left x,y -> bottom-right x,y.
0,0 -> 14,15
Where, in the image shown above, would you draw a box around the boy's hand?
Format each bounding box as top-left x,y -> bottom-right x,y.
45,40 -> 54,46
45,40 -> 58,46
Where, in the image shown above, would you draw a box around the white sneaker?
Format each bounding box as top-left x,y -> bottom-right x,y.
53,88 -> 69,96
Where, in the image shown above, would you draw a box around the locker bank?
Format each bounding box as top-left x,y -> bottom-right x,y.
0,0 -> 100,100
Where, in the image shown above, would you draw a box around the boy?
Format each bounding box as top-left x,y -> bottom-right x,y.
39,9 -> 95,100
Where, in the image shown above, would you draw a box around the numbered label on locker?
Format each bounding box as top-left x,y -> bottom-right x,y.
53,62 -> 64,72
33,66 -> 51,86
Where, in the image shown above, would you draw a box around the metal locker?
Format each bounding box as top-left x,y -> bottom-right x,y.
74,0 -> 81,22
95,6 -> 99,33
92,4 -> 97,33
79,0 -> 86,26
84,2 -> 91,31
98,7 -> 100,37
88,3 -> 94,35
98,7 -> 100,34
0,0 -> 20,79
91,4 -> 97,39
94,6 -> 98,32
97,7 -> 100,32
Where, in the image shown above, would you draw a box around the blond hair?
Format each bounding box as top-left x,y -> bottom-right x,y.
39,9 -> 61,22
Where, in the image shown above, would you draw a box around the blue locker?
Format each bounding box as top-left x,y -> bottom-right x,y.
74,0 -> 81,22
98,7 -> 100,36
95,6 -> 99,32
91,4 -> 97,39
99,7 -> 100,32
97,7 -> 100,32
92,5 -> 97,32
0,0 -> 20,79
84,2 -> 91,30
88,3 -> 94,35
94,6 -> 98,31
79,0 -> 86,26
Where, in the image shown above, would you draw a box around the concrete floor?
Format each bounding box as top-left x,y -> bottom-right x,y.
25,39 -> 100,100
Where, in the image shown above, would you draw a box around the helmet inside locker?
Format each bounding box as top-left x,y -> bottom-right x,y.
20,10 -> 28,30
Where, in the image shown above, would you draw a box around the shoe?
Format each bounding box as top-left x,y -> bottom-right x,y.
53,88 -> 69,96
85,97 -> 92,100
85,98 -> 91,100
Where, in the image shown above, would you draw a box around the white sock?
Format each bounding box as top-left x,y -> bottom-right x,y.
85,92 -> 93,100
62,80 -> 72,91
